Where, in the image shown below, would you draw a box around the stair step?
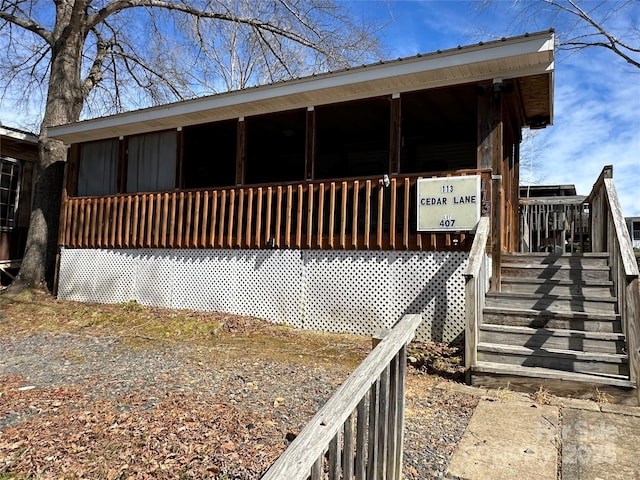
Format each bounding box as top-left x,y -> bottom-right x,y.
477,343 -> 629,376
472,362 -> 637,404
485,292 -> 617,314
483,307 -> 621,332
502,253 -> 610,267
501,263 -> 611,282
500,277 -> 613,296
478,324 -> 626,354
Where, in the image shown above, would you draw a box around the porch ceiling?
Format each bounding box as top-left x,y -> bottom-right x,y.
48,31 -> 555,144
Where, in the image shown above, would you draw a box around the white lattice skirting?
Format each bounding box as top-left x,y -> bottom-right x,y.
57,248 -> 468,343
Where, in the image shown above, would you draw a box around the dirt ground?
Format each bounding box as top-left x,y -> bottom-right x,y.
0,288 -> 477,479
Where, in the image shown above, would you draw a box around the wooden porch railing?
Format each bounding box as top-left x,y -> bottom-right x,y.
519,195 -> 589,253
463,217 -> 491,375
587,166 -> 640,400
261,313 -> 422,480
59,170 -> 491,252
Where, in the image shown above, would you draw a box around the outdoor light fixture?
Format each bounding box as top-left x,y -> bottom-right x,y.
383,174 -> 390,188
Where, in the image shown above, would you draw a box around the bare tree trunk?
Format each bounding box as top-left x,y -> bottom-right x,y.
13,1 -> 88,289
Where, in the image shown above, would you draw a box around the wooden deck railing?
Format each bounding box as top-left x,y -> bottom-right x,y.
261,313 -> 422,480
587,166 -> 640,401
463,217 -> 491,375
59,170 -> 491,251
519,195 -> 589,253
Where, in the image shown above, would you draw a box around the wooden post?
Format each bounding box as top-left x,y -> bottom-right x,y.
389,93 -> 401,174
236,118 -> 246,185
305,107 -> 316,181
175,127 -> 184,189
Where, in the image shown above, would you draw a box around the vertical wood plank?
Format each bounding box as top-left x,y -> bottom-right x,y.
355,395 -> 368,480
343,411 -> 355,479
403,177 -> 410,249
306,185 -> 314,249
192,191 -> 201,248
376,365 -> 390,480
352,180 -> 359,248
227,189 -> 235,247
328,182 -> 336,249
236,119 -> 246,185
296,184 -> 303,248
145,194 -> 154,248
168,193 -> 176,248
255,187 -> 264,248
364,180 -> 371,250
161,193 -> 169,248
393,345 -> 408,479
340,181 -> 347,249
131,195 -> 140,247
311,457 -> 323,480
305,107 -> 316,181
184,192 -> 193,248
89,199 -> 98,248
317,183 -> 325,248
111,196 -> 121,248
245,188 -> 253,248
265,187 -> 273,247
201,191 -> 209,248
177,192 -> 185,248
82,199 -> 91,248
275,186 -> 283,247
124,196 -> 132,248
104,197 -> 113,248
377,184 -> 384,249
285,185 -> 293,248
389,95 -> 401,174
328,432 -> 341,480
367,380 -> 379,480
217,190 -> 226,248
236,188 -> 245,248
209,191 -> 218,248
95,198 -> 103,248
390,178 -> 397,250
138,195 -> 147,248
64,198 -> 74,247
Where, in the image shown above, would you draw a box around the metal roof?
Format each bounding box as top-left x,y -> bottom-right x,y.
48,30 -> 555,144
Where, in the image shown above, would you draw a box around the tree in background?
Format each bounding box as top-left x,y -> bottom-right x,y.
482,0 -> 639,68
0,0 -> 382,289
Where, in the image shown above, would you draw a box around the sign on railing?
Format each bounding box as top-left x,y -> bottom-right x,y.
416,176 -> 481,232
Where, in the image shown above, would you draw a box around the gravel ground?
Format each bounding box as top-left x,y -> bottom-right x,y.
0,295 -> 478,479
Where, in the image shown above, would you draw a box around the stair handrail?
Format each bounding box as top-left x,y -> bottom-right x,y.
587,165 -> 640,400
464,217 -> 491,372
260,313 -> 422,480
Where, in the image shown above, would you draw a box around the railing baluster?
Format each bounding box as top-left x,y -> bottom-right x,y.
117,196 -> 125,248
217,190 -> 226,248
236,188 -> 244,248
285,185 -> 293,248
340,181 -> 347,249
317,183 -> 325,249
352,180 -> 359,248
307,185 -> 314,249
227,189 -> 235,248
184,192 -> 193,248
275,186 -> 283,248
377,184 -> 384,249
364,180 -> 371,250
255,187 -> 263,248
209,191 -> 217,248
328,182 -> 336,249
403,177 -> 410,249
161,193 -> 169,248
95,198 -> 104,248
296,184 -> 303,249
343,411 -> 355,479
146,194 -> 154,248
201,191 -> 209,248
355,395 -> 368,480
169,193 -> 177,248
390,178 -> 397,250
328,432 -> 341,480
177,192 -> 185,248
367,379 -> 380,480
193,191 -> 201,248
245,188 -> 253,248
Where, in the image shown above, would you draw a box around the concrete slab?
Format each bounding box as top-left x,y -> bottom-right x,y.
447,399 -> 558,480
561,408 -> 640,480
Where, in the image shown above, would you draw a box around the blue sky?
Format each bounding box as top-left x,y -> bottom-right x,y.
345,0 -> 640,216
2,1 -> 638,216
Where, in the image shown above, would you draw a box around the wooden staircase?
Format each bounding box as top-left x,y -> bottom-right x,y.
472,252 -> 637,402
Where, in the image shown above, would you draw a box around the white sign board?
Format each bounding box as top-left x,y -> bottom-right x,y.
416,175 -> 481,232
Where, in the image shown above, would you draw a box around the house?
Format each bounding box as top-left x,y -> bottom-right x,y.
48,31 -> 556,343
626,217 -> 640,251
0,125 -> 38,284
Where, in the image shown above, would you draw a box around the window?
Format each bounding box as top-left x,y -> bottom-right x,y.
0,158 -> 21,231
78,138 -> 119,196
633,221 -> 640,240
127,130 -> 177,192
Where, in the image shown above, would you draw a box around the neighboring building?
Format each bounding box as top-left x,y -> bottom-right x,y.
626,217 -> 640,251
48,31 -> 555,342
0,125 -> 38,284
